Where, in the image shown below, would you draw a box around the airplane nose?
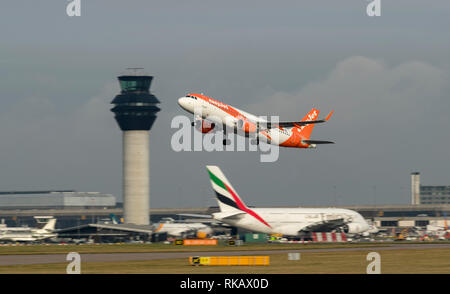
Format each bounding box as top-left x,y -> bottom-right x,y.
178,97 -> 189,109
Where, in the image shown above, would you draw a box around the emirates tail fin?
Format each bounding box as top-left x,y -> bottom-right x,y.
206,165 -> 248,213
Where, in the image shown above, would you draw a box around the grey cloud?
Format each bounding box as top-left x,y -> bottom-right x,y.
0,82 -> 121,195
245,56 -> 448,124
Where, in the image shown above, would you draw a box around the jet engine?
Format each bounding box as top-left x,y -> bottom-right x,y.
236,118 -> 256,133
343,223 -> 363,234
196,227 -> 214,238
194,119 -> 215,133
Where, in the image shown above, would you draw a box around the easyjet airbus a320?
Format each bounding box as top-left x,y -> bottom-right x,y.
178,93 -> 334,148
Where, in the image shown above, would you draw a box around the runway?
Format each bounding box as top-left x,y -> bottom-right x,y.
0,243 -> 449,266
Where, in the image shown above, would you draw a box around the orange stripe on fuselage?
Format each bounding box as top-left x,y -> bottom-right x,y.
189,93 -> 242,118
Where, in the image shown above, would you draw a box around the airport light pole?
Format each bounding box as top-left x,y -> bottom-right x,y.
111,69 -> 160,225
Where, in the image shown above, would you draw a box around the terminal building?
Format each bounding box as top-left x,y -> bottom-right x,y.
411,172 -> 450,205
420,186 -> 450,205
0,190 -> 117,228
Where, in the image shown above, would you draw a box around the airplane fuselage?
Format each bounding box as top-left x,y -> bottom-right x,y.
213,207 -> 369,237
0,229 -> 57,242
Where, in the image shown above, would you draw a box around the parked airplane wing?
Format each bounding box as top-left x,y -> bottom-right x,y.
213,211 -> 246,220
300,218 -> 347,233
177,213 -> 213,219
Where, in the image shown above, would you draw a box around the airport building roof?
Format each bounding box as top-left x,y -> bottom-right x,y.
0,190 -> 116,209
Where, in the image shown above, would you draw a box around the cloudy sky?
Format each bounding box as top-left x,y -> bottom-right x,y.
0,1 -> 449,208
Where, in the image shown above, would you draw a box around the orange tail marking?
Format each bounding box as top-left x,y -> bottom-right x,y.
297,108 -> 319,140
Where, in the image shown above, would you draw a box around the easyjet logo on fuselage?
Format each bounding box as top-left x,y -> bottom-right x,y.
190,93 -> 241,118
208,98 -> 229,110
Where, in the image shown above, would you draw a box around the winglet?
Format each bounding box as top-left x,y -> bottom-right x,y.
325,110 -> 334,121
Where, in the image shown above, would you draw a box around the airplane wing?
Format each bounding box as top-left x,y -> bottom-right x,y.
302,140 -> 334,145
263,120 -> 326,129
175,214 -> 229,227
213,211 -> 246,220
262,110 -> 333,129
299,218 -> 348,233
177,213 -> 213,219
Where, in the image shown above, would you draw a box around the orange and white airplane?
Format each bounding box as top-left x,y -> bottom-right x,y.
178,93 -> 334,148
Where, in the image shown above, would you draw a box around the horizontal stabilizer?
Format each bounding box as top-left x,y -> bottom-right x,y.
302,140 -> 334,144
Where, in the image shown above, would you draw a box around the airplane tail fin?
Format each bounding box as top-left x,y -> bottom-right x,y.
296,109 -> 334,139
297,108 -> 320,139
206,165 -> 249,213
110,213 -> 121,224
42,218 -> 56,232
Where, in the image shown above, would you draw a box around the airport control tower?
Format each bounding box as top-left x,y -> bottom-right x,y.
111,69 -> 160,225
411,172 -> 421,205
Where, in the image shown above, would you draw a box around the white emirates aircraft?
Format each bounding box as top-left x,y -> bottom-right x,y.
178,93 -> 334,148
206,166 -> 370,237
